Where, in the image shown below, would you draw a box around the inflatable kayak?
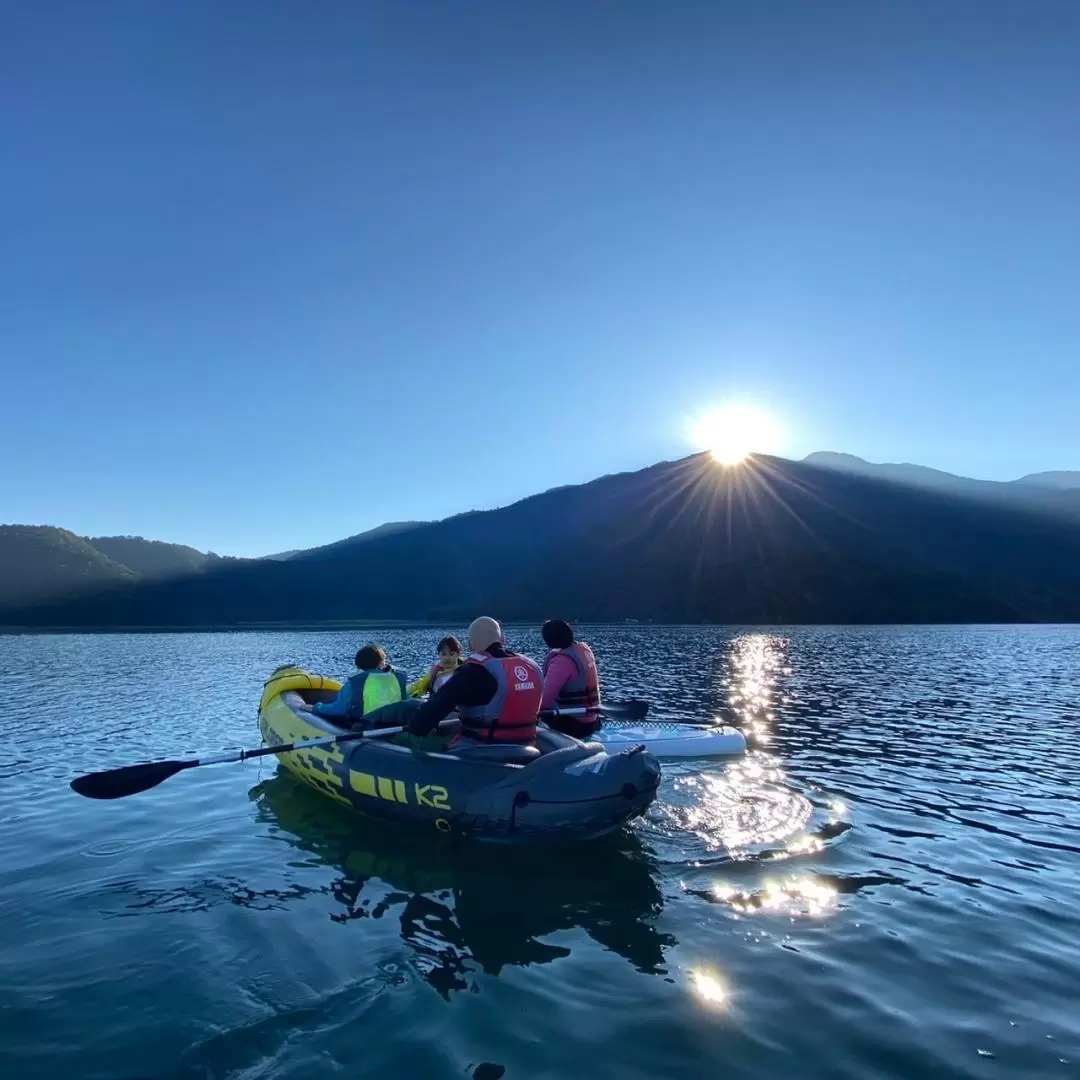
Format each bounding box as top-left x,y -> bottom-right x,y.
259,667 -> 661,844
597,722 -> 746,759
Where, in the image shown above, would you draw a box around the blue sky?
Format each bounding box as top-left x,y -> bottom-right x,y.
3,1 -> 1078,555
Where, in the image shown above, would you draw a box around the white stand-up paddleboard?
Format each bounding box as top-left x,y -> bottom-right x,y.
596,722 -> 746,759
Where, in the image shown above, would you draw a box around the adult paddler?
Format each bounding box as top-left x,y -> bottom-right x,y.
408,616 -> 543,750
539,619 -> 602,739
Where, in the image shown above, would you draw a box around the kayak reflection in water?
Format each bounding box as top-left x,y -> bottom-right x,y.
249,773 -> 675,996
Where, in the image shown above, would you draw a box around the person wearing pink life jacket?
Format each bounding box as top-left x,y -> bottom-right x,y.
540,619 -> 602,739
407,616 -> 542,749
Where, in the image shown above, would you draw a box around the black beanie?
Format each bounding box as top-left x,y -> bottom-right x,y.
542,619 -> 574,649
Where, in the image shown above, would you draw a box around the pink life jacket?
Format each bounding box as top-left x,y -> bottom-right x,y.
542,641 -> 601,720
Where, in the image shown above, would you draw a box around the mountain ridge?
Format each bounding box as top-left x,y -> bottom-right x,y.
5,452 -> 1080,626
803,451 -> 1080,515
805,451 -> 1080,493
1012,470 -> 1080,490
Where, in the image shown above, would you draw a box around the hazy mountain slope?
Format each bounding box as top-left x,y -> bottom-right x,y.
804,452 -> 1080,519
293,521 -> 426,559
802,451 -> 977,492
1012,471 -> 1080,490
87,536 -> 225,577
0,526 -> 137,607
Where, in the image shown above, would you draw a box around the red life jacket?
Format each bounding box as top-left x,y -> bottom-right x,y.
542,642 -> 601,719
458,651 -> 542,743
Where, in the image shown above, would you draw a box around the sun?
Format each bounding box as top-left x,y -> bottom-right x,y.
689,402 -> 784,465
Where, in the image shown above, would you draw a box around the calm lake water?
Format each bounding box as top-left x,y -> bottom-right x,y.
2,626 -> 1079,1079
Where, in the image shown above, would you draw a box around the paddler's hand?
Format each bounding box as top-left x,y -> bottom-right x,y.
408,710 -> 436,737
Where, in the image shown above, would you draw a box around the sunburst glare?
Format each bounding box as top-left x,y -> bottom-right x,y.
688,402 -> 785,465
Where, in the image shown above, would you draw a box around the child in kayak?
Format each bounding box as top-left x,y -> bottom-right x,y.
298,644 -> 408,725
408,635 -> 465,699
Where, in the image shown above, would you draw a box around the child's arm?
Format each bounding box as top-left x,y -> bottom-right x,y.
407,671 -> 433,698
311,680 -> 355,718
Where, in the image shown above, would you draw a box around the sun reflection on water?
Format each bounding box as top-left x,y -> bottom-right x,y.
645,630 -> 849,878
689,968 -> 728,1008
726,633 -> 788,743
710,875 -> 838,918
785,833 -> 826,857
673,766 -> 814,856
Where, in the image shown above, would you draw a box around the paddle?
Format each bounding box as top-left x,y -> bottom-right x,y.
589,700 -> 730,727
550,699 -> 650,723
69,718 -> 458,801
69,699 -> 651,801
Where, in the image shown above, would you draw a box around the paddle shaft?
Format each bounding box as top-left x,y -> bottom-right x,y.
93,705 -> 606,770
69,701 -> 647,800
196,715 -> 461,766
219,704 -> 603,762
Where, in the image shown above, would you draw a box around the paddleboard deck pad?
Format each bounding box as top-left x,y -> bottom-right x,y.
597,722 -> 746,759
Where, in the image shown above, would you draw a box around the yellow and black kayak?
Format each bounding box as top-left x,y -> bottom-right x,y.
258,666 -> 661,844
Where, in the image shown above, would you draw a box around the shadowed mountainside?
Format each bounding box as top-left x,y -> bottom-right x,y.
5,453 -> 1080,626
0,527 -> 137,608
0,527 -> 236,607
87,535 -> 227,577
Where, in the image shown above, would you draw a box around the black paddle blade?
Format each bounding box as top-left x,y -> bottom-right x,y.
602,699 -> 650,722
70,759 -> 194,800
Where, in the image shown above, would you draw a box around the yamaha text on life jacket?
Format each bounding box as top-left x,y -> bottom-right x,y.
458,653 -> 543,743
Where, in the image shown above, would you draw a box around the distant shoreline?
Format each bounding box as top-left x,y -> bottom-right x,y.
0,619 -> 639,635
1,619 -> 1075,635
1,619 -> 657,635
0,620 -> 448,635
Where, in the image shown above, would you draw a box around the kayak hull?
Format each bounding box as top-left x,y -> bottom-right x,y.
258,667 -> 661,844
597,723 -> 746,759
